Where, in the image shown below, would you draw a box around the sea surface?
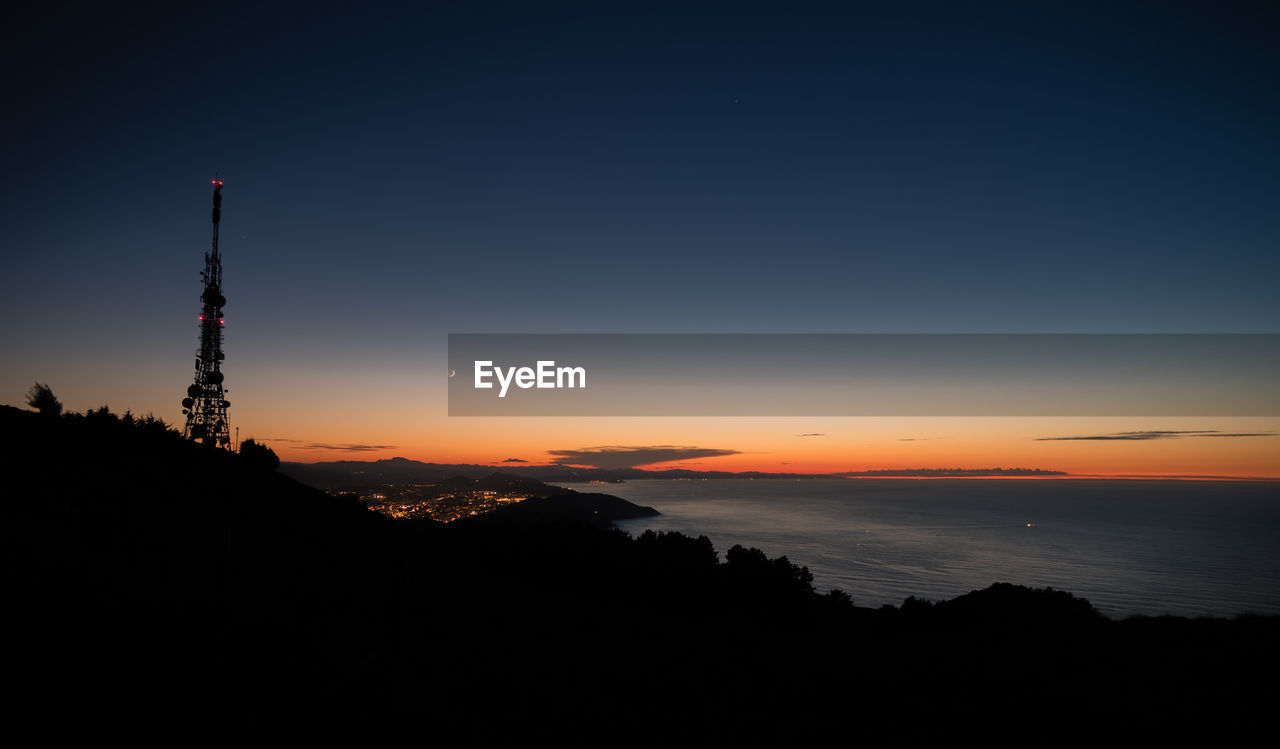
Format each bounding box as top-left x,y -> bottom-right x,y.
554,479 -> 1280,618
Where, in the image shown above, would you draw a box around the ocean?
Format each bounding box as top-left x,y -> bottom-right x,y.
554,478 -> 1280,618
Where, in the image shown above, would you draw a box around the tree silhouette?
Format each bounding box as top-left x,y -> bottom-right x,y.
240,438 -> 280,471
25,382 -> 62,417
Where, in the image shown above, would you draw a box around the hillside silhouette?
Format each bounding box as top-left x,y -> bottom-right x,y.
5,403 -> 1277,743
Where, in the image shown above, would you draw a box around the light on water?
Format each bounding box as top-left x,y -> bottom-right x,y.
557,479 -> 1280,618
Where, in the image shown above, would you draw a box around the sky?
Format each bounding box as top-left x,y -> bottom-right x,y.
2,1 -> 1277,476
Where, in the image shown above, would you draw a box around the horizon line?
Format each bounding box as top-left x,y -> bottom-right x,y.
278,457 -> 1280,482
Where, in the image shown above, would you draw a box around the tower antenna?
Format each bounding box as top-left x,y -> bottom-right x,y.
181,179 -> 232,448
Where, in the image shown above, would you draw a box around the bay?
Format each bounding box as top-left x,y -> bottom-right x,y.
555,478 -> 1280,618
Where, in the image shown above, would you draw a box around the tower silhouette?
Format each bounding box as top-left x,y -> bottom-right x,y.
182,179 -> 232,448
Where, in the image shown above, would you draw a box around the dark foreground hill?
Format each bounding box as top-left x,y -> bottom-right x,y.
5,404 -> 1278,744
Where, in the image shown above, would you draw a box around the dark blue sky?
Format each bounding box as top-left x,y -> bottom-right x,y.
3,1 -> 1278,415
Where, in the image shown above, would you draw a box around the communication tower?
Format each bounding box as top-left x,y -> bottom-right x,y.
181,179 -> 232,448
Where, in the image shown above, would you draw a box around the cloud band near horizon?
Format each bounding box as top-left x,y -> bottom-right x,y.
547,445 -> 741,470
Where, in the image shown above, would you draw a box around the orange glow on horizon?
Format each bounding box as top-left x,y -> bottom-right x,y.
17,369 -> 1273,479
253,415 -> 1280,480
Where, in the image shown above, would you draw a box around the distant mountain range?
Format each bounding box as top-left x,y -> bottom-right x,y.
279,457 -> 1066,491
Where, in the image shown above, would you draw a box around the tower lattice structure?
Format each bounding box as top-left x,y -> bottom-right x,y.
182,179 -> 232,448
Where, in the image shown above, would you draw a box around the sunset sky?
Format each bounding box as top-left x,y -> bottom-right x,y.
2,2 -> 1277,477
